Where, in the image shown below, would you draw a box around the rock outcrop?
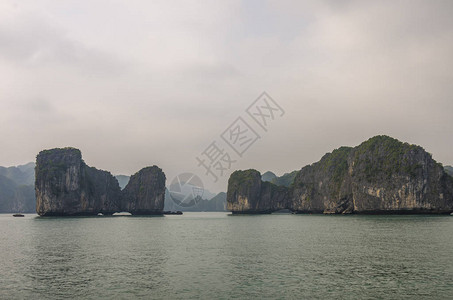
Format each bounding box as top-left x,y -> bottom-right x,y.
35,148 -> 165,216
121,166 -> 165,215
227,170 -> 289,213
291,146 -> 353,214
35,148 -> 122,216
227,136 -> 453,214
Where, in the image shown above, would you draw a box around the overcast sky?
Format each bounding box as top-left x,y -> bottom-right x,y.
1,0 -> 452,192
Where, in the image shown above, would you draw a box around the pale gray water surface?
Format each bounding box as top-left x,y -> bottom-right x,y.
0,213 -> 452,299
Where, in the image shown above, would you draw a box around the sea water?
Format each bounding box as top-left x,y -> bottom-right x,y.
0,213 -> 452,299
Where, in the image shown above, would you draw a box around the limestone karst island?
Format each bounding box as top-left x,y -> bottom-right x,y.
35,148 -> 165,216
33,135 -> 453,216
2,2 -> 453,298
228,136 -> 453,214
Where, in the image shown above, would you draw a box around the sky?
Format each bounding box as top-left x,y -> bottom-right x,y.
1,0 -> 452,192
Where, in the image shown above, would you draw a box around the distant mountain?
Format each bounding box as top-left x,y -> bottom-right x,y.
0,163 -> 36,213
271,170 -> 298,187
206,192 -> 227,211
0,174 -> 35,213
261,171 -> 277,182
164,190 -> 227,212
115,175 -> 130,190
445,166 -> 453,177
261,170 -> 298,187
0,175 -> 17,210
0,162 -> 35,186
201,189 -> 217,200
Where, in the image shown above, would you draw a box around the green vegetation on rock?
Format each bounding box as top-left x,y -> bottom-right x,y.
353,135 -> 424,181
228,169 -> 260,189
227,135 -> 453,214
35,148 -> 166,216
318,146 -> 352,193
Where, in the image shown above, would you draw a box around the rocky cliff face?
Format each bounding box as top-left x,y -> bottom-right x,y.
35,148 -> 166,216
227,170 -> 288,213
35,148 -> 121,216
228,136 -> 453,214
346,136 -> 453,213
291,146 -> 353,214
121,166 -> 165,214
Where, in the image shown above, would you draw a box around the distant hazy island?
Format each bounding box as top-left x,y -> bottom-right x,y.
227,135 -> 453,214
0,162 -> 35,213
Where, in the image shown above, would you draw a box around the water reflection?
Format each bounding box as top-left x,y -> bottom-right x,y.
0,213 -> 452,299
8,216 -> 170,298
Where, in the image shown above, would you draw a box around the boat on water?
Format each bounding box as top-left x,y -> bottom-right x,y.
13,213 -> 25,217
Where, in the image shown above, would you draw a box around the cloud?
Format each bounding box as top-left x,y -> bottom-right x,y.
0,3 -> 127,76
0,0 -> 452,192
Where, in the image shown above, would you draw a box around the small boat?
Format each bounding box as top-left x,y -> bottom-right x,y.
13,213 -> 25,217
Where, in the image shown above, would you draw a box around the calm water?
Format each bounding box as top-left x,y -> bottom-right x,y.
0,213 -> 452,299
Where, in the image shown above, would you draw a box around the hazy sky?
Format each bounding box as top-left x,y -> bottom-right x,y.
1,0 -> 452,192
